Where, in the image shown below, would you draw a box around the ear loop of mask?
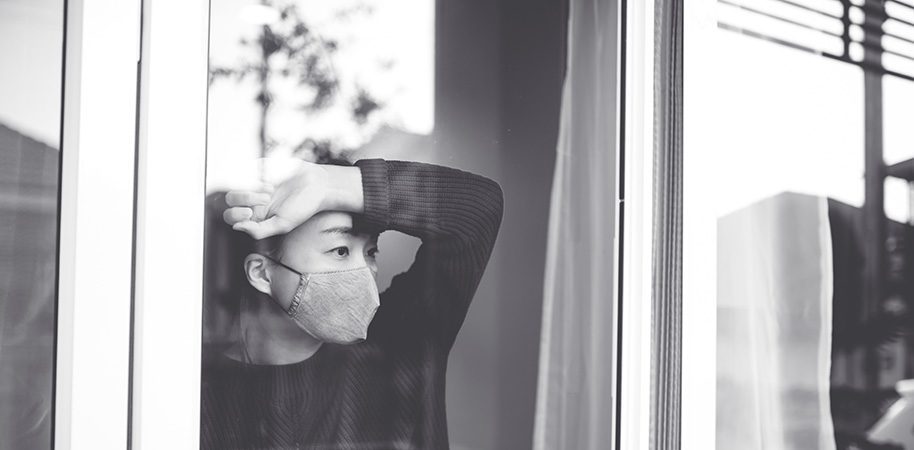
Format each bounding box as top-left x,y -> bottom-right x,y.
261,254 -> 310,316
261,254 -> 304,277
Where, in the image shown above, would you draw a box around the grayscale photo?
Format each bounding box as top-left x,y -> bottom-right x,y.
696,1 -> 914,449
197,0 -> 559,449
0,0 -> 63,448
12,0 -> 914,449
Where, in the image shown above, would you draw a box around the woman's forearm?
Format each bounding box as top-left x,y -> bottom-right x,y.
352,159 -> 504,246
318,164 -> 365,215
349,158 -> 504,345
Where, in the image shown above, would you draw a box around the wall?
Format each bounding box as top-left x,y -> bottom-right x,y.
433,0 -> 566,448
432,1 -> 502,449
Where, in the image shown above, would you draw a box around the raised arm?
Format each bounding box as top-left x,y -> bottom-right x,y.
352,159 -> 504,347
224,158 -> 504,347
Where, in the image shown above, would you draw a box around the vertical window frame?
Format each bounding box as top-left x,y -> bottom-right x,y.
617,0 -> 656,448
55,0 -> 142,448
129,0 -> 210,448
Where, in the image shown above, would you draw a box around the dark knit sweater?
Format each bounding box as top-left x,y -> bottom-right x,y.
200,159 -> 505,450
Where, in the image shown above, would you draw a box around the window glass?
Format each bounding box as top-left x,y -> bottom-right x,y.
0,0 -> 64,448
200,1 -> 564,449
687,1 -> 914,448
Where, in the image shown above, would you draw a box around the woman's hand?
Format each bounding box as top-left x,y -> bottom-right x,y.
223,160 -> 363,240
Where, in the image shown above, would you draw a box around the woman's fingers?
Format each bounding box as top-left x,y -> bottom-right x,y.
251,204 -> 270,223
232,216 -> 291,240
225,191 -> 271,208
224,191 -> 273,226
223,207 -> 253,225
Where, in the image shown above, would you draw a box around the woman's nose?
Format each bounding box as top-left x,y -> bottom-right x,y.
353,252 -> 367,266
350,252 -> 375,272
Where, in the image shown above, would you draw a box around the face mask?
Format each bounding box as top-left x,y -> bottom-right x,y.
263,255 -> 380,345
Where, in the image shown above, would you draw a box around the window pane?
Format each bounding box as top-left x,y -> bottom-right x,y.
0,0 -> 64,448
687,1 -> 914,448
199,1 -> 564,449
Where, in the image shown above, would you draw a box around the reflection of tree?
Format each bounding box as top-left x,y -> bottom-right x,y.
210,0 -> 385,163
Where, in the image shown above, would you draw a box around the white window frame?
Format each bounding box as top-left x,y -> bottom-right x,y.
55,0 -> 141,448
616,0 -> 656,449
681,0 -> 720,447
129,0 -> 210,448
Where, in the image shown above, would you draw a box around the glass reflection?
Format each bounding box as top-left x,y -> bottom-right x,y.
201,0 -> 567,447
0,0 -> 64,448
707,1 -> 914,448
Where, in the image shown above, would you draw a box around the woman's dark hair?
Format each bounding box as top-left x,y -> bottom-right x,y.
203,191 -> 257,348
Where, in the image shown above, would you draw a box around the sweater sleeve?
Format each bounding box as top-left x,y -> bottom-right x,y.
353,158 -> 504,348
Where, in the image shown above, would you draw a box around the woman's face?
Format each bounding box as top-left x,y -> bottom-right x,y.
266,211 -> 379,310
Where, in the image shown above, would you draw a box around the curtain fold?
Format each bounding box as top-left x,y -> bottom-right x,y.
532,0 -> 618,448
716,193 -> 836,450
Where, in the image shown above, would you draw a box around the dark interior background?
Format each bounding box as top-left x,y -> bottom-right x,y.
382,1 -> 567,448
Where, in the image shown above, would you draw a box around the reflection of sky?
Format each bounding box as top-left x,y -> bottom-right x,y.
207,0 -> 434,191
0,0 -> 63,146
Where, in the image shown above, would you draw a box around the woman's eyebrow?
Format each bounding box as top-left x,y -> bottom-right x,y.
320,226 -> 353,235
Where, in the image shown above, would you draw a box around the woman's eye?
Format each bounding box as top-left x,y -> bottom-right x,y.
330,246 -> 350,257
368,248 -> 379,258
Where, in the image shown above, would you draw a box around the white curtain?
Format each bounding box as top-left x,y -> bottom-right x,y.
716,193 -> 836,450
532,0 -> 617,448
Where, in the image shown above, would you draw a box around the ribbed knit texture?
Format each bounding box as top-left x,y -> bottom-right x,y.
200,159 -> 504,449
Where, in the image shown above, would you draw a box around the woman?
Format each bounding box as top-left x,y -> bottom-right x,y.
201,157 -> 504,449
